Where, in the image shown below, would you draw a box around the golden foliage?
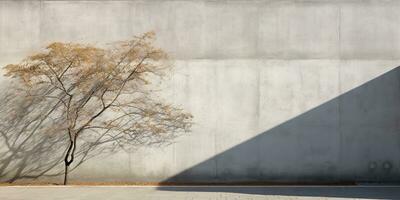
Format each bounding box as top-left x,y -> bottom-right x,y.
3,32 -> 193,182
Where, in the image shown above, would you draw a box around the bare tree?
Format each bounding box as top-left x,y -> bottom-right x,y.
2,32 -> 193,185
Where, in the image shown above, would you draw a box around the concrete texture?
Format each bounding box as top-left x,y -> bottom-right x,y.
0,0 -> 400,183
1,186 -> 400,200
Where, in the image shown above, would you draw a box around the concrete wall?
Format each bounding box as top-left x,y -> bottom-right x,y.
0,0 -> 400,183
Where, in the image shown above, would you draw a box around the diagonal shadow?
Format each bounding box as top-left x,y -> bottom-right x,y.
158,66 -> 400,199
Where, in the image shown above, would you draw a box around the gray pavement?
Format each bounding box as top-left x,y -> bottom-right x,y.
0,186 -> 399,200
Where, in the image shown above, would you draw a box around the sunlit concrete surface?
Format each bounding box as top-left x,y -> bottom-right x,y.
0,186 -> 400,200
1,0 -> 400,183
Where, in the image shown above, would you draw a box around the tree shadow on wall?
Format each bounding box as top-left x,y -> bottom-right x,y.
0,83 -> 119,183
158,66 -> 400,199
0,126 -> 115,183
0,81 -> 185,184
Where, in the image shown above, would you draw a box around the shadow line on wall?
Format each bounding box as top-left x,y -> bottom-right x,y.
158,66 -> 400,198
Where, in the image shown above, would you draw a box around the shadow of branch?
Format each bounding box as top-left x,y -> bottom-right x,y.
0,84 -> 125,183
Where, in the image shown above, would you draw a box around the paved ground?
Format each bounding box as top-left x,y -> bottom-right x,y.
0,186 -> 399,200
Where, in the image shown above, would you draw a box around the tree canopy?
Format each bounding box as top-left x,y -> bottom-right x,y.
2,32 -> 193,184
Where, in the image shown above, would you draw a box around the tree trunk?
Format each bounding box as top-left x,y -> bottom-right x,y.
63,139 -> 74,185
63,163 -> 69,185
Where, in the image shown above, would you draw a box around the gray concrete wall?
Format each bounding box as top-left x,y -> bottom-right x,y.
0,0 -> 400,183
